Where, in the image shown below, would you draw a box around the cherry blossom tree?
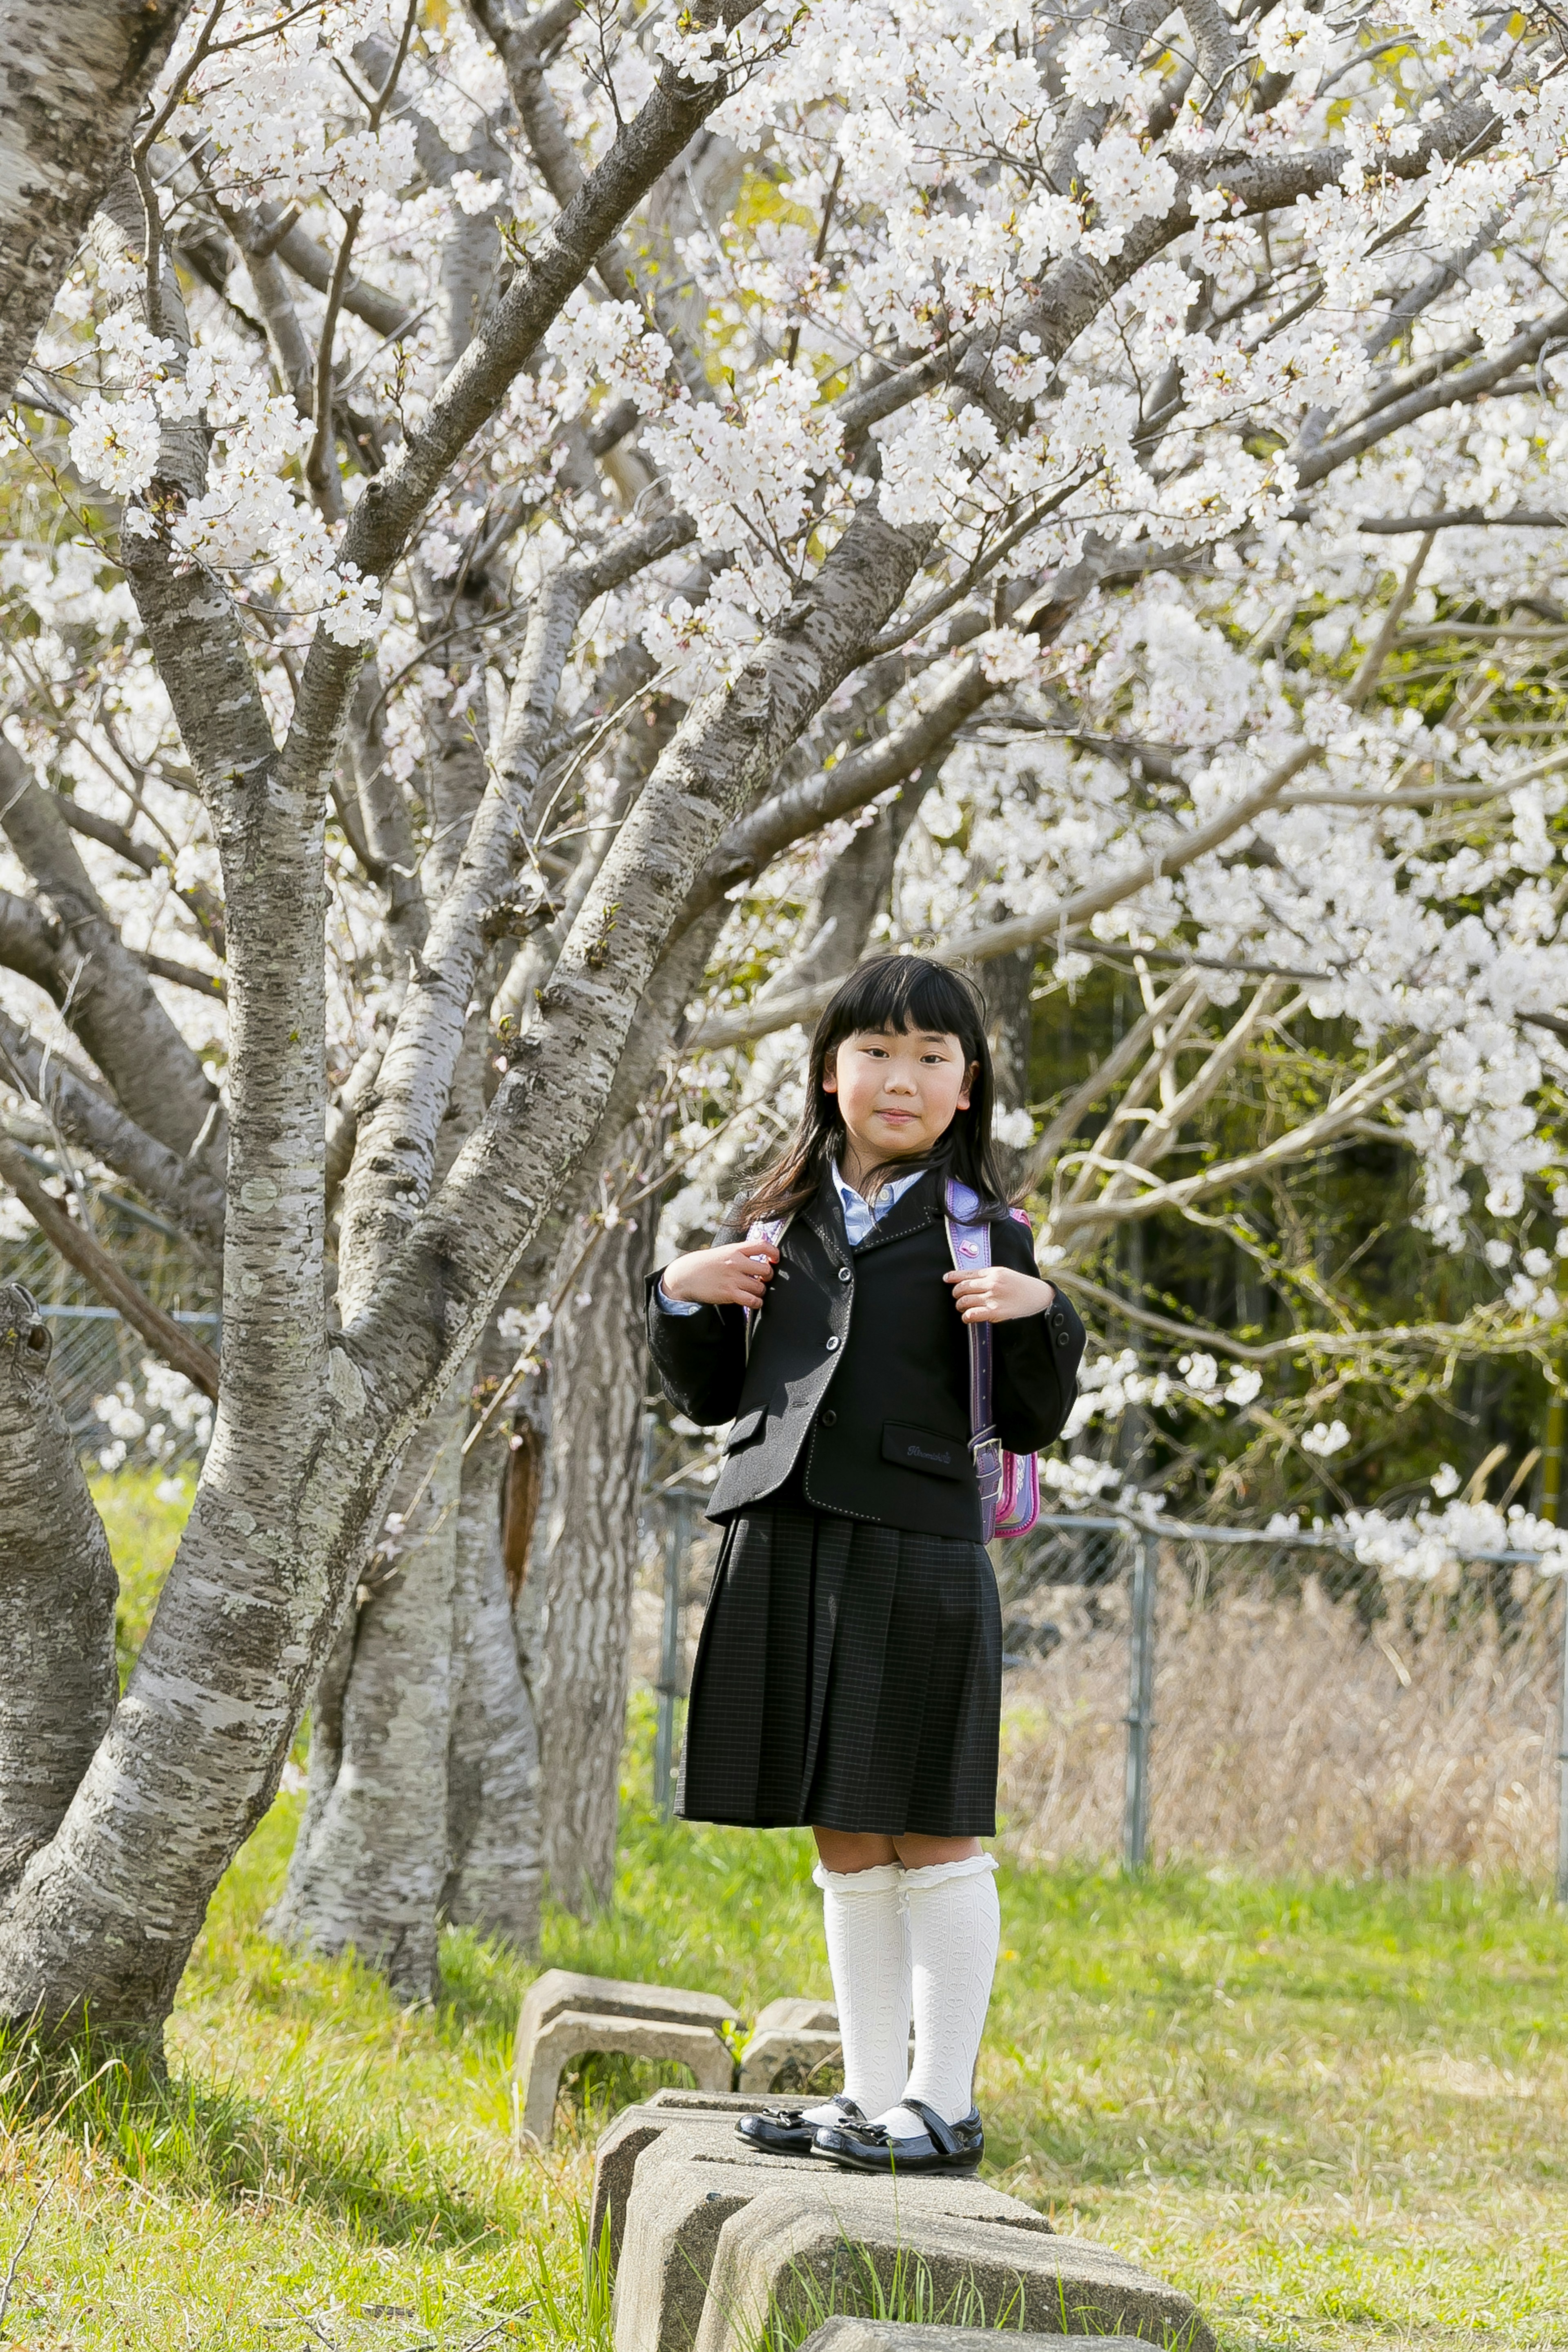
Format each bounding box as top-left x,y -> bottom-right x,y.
6,0 -> 1568,2031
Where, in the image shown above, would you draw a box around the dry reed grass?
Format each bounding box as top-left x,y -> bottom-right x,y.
999,1567 -> 1564,1879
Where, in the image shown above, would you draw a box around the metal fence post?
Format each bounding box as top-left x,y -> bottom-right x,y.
1123,1528 -> 1156,1871
1557,1572 -> 1568,1906
654,1493 -> 692,1820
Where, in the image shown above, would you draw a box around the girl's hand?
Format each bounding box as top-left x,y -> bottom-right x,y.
944,1266 -> 1056,1324
660,1239 -> 780,1309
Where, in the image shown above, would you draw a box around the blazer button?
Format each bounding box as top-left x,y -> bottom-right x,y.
838,1266 -> 851,1282
820,1408 -> 837,1427
825,1335 -> 840,1351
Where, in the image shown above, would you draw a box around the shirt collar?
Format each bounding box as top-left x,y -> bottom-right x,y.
831,1157 -> 927,1224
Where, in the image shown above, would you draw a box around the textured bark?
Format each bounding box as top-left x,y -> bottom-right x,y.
267,1387 -> 466,1999
0,1011 -> 225,1249
0,494 -> 924,2047
285,101 -> 523,1974
0,0 -> 196,406
336,515 -> 693,1317
0,885 -> 69,997
691,657 -> 996,918
0,74 -> 919,2033
0,744 -> 223,1164
0,1286 -> 118,1897
346,666 -> 428,983
532,1202 -> 655,1911
980,946 -> 1036,1195
443,1407 -> 542,1946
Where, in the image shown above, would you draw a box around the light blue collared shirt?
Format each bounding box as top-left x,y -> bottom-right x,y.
656,1158 -> 928,1312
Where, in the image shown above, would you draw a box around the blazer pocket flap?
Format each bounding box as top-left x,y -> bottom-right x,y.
882,1422 -> 969,1480
726,1406 -> 767,1449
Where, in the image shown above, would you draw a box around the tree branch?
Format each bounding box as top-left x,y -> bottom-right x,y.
0,0 -> 198,406
0,1011 -> 225,1250
336,511 -> 694,1313
687,653 -> 1000,919
1049,1040 -> 1431,1239
0,1139 -> 219,1397
689,738 -> 1320,1050
0,745 -> 224,1162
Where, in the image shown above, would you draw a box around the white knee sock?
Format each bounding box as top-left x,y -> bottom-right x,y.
804,1861 -> 911,2124
873,1853 -> 999,2135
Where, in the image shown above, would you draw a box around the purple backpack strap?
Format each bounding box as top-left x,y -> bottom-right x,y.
944,1178 -> 1002,1539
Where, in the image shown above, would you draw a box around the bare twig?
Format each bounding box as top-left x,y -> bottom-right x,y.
0,2180 -> 53,2342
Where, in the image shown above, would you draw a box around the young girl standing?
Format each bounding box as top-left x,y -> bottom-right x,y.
649,954 -> 1085,2174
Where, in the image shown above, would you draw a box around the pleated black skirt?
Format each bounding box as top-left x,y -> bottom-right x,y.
675,1488 -> 1002,1836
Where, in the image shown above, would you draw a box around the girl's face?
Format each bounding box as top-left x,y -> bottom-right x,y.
822,1025 -> 977,1172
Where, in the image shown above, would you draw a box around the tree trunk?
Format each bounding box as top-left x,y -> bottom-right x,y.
531,1199 -> 656,1912
442,1406 -> 543,1946
0,488 -> 930,2046
984,945 -> 1037,1193
267,1383 -> 468,2000
0,1286 -> 118,1897
0,0 -> 196,407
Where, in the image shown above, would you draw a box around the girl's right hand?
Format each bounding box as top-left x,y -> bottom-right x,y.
659,1238 -> 780,1309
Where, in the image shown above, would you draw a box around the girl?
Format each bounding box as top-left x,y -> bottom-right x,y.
648,955 -> 1085,2175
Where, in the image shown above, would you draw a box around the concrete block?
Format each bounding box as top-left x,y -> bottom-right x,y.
518,1969 -> 741,2055
695,2183 -> 1212,2352
802,2325 -> 1154,2352
613,2135 -> 1076,2352
591,2100 -> 789,2272
647,2091 -> 779,2111
737,2029 -> 844,2093
752,1998 -> 840,2036
518,2012 -> 736,2146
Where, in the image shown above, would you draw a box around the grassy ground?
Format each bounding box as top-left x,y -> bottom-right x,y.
2,1495 -> 1566,2350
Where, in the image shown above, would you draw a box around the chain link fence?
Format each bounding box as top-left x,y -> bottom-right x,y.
634,1466 -> 1568,1896
10,1213 -> 1564,1885
1,1202 -> 217,1475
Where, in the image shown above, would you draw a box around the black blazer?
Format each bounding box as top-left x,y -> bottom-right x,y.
646,1166 -> 1087,1540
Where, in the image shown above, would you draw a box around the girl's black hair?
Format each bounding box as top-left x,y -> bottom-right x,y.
735,954 -> 1016,1226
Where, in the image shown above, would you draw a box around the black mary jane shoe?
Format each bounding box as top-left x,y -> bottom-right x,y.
735,2094 -> 867,2156
809,2098 -> 984,2174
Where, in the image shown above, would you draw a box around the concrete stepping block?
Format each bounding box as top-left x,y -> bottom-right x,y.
695,2183 -> 1212,2352
608,2130 -> 1212,2352
737,2028 -> 844,2093
751,1998 -> 840,2036
514,1974 -> 741,2147
591,2098 -> 789,2270
518,1969 -> 742,2050
802,2324 -> 1155,2352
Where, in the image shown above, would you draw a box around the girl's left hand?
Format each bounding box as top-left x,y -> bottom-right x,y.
944,1266 -> 1056,1324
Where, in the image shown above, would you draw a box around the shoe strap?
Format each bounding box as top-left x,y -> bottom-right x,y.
832,2095 -> 866,2123
902,2098 -> 963,2155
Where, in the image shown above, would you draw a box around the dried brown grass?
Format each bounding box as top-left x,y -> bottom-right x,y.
999,1567 -> 1564,1879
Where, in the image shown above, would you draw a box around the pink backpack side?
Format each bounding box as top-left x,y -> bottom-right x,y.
943,1179 -> 1042,1542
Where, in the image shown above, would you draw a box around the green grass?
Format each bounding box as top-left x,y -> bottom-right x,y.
2,1482 -> 1565,2349
90,1467 -> 192,1683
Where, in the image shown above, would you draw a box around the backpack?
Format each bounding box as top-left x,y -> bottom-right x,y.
742,1176 -> 1042,1543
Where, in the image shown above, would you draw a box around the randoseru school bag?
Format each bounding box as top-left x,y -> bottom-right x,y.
942,1178 -> 1042,1542
742,1177 -> 1043,1542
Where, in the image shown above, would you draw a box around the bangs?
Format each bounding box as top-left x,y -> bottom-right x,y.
822,956 -> 983,1045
